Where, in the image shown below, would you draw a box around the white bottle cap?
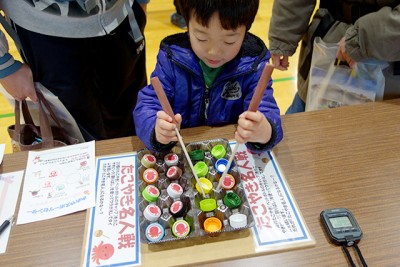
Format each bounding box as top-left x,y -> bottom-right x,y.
167,182 -> 183,199
143,203 -> 161,222
229,213 -> 247,229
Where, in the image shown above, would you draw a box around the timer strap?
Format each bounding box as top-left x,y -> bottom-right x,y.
341,243 -> 368,267
354,243 -> 368,267
342,244 -> 356,267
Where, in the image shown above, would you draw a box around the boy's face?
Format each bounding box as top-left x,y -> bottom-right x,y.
189,12 -> 246,69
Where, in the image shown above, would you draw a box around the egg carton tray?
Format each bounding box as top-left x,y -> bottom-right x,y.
137,138 -> 255,244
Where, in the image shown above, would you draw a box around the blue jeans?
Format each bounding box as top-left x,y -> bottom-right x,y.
285,93 -> 306,114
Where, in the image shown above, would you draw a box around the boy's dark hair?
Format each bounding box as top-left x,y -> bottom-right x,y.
176,0 -> 259,31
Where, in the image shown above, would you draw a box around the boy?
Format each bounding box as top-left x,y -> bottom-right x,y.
134,0 -> 283,153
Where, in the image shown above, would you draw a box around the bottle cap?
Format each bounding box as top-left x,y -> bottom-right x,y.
141,154 -> 157,168
172,219 -> 190,238
220,174 -> 236,190
195,177 -> 213,194
211,144 -> 226,159
169,200 -> 187,217
142,168 -> 159,184
167,183 -> 183,199
199,198 -> 217,212
142,185 -> 160,203
143,203 -> 161,222
194,161 -> 208,178
204,217 -> 222,233
145,222 -> 165,242
215,158 -> 228,174
223,191 -> 241,209
189,149 -> 205,161
164,153 -> 179,167
166,166 -> 182,181
229,213 -> 247,229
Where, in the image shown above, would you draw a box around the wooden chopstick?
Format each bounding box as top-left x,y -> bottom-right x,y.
216,63 -> 274,191
151,77 -> 206,197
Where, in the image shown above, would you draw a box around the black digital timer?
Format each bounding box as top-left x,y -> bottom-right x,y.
320,208 -> 362,246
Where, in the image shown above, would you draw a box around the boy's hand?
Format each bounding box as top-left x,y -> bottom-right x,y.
155,111 -> 182,144
235,111 -> 272,144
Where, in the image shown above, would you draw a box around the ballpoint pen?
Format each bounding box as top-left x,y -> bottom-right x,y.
0,216 -> 14,236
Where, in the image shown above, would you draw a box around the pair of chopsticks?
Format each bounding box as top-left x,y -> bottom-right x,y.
151,62 -> 274,194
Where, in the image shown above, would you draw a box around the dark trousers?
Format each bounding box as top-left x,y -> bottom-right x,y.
15,3 -> 147,141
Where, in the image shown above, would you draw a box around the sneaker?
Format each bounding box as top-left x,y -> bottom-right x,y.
171,12 -> 187,29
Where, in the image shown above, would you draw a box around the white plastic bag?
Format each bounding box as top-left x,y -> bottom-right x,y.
306,37 -> 387,111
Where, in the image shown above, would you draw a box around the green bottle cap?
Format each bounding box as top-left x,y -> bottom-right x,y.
194,161 -> 208,178
189,149 -> 205,161
211,144 -> 226,159
142,185 -> 160,202
223,191 -> 241,209
199,198 -> 217,212
172,220 -> 190,238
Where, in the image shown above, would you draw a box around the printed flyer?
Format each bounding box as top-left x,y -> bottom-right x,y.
231,143 -> 314,252
17,141 -> 96,225
82,153 -> 140,267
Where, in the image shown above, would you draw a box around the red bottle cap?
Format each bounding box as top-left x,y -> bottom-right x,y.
220,174 -> 236,190
164,153 -> 179,167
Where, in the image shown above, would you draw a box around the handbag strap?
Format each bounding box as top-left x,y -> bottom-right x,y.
37,95 -> 54,145
13,100 -> 22,141
12,91 -> 58,147
13,99 -> 36,138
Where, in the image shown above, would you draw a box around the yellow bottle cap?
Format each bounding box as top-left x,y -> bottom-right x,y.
196,177 -> 213,194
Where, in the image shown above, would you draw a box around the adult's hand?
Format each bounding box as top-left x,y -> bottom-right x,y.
336,37 -> 356,68
270,54 -> 289,71
0,63 -> 37,102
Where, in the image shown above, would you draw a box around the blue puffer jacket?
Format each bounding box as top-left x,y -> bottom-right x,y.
134,32 -> 283,153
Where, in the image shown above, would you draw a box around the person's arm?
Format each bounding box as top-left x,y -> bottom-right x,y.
345,5 -> 400,62
0,30 -> 37,101
239,60 -> 283,152
268,0 -> 317,70
134,46 -> 178,152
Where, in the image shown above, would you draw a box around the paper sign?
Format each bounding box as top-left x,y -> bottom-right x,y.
0,170 -> 24,253
231,143 -> 314,252
17,141 -> 96,225
82,153 -> 140,267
